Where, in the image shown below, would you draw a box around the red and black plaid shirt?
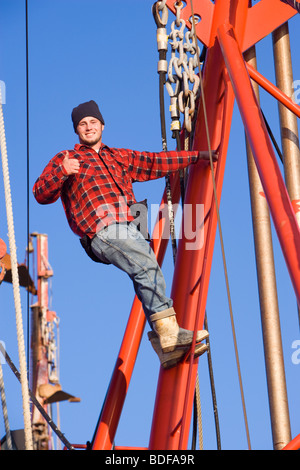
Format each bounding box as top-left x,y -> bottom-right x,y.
33,143 -> 200,238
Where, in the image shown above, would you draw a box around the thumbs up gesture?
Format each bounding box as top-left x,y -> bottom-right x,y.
62,151 -> 80,175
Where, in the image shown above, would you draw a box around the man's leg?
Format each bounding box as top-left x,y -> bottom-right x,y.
91,222 -> 173,321
91,223 -> 208,366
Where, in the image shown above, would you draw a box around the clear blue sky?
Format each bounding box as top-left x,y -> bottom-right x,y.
0,0 -> 300,450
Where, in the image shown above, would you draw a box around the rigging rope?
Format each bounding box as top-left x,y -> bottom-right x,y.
0,87 -> 33,450
261,109 -> 284,163
193,374 -> 203,450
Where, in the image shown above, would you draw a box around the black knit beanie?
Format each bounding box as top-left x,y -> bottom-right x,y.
71,100 -> 105,132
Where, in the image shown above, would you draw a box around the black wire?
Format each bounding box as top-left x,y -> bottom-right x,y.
204,314 -> 221,450
191,394 -> 197,450
261,109 -> 284,163
25,0 -> 30,375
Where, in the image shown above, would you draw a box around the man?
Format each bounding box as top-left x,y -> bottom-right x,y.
33,100 -> 212,368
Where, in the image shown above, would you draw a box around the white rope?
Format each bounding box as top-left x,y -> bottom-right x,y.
0,91 -> 33,450
195,374 -> 203,450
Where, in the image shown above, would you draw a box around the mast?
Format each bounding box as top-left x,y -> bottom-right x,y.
272,21 -> 300,284
30,233 -> 56,449
244,43 -> 291,450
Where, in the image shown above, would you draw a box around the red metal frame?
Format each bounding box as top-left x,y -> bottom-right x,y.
246,63 -> 300,120
218,22 -> 300,304
282,433 -> 300,450
91,0 -> 300,450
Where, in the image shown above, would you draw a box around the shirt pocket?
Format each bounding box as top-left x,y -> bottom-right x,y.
80,161 -> 102,179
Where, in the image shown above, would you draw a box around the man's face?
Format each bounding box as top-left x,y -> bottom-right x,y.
76,116 -> 104,149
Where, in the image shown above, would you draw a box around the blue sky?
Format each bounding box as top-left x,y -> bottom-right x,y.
0,0 -> 300,450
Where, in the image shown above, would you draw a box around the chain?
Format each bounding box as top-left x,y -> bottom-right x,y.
154,1 -> 201,135
166,1 -> 200,134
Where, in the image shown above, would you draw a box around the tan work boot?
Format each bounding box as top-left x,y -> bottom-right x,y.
148,330 -> 208,369
149,307 -> 209,353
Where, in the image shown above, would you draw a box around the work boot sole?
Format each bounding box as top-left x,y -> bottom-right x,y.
161,328 -> 209,353
148,331 -> 209,369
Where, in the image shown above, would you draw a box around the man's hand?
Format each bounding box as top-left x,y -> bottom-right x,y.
199,150 -> 218,162
62,151 -> 80,175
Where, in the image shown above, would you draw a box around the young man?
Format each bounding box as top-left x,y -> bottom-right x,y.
33,100 -> 212,368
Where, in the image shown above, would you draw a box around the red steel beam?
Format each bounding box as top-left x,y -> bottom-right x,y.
149,0 -> 250,450
91,297 -> 145,450
282,433 -> 300,450
246,63 -> 300,119
218,23 -> 300,306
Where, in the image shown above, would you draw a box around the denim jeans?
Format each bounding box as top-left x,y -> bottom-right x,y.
91,223 -> 173,323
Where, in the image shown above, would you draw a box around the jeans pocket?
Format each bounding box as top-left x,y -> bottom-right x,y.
91,236 -> 111,264
127,222 -> 141,240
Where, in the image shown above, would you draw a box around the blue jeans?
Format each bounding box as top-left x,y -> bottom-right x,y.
91,223 -> 173,323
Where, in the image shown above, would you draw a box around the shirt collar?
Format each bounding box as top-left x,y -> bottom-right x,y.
74,142 -> 110,153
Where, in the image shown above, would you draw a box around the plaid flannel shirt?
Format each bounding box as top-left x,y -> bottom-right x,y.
33,143 -> 200,238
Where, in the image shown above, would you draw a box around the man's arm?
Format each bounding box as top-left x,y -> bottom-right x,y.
33,151 -> 79,204
126,149 -> 215,182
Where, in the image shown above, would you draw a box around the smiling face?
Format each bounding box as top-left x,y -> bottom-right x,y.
76,116 -> 104,150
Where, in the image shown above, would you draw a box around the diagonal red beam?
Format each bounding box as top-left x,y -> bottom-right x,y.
218,23 -> 300,306
282,433 -> 300,450
91,296 -> 145,450
246,63 -> 300,118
